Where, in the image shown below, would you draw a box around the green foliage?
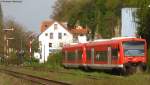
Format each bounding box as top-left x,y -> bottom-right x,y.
51,0 -> 124,39
136,0 -> 150,47
2,20 -> 38,58
46,52 -> 62,69
24,52 -> 63,70
0,3 -> 4,54
6,52 -> 18,65
24,57 -> 39,65
52,0 -> 150,39
31,38 -> 39,52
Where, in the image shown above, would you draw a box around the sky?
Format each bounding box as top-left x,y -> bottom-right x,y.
1,0 -> 56,33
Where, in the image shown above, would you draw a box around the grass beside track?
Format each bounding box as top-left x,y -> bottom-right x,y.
0,72 -> 34,85
1,65 -> 150,85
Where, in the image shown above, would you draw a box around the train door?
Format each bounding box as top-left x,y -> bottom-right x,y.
91,48 -> 94,64
108,47 -> 111,64
108,46 -> 119,65
75,49 -> 78,64
111,48 -> 119,64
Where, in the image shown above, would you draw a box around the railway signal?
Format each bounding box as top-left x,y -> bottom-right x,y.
1,0 -> 22,58
3,27 -> 14,57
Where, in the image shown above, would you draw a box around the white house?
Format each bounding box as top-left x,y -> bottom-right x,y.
38,21 -> 73,63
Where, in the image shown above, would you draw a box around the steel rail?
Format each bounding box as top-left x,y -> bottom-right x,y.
0,68 -> 71,85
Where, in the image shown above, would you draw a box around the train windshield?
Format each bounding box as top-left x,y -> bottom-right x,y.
123,41 -> 145,56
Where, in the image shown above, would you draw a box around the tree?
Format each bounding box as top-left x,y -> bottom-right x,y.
137,0 -> 150,47
2,19 -> 38,57
0,3 -> 4,54
51,0 -> 148,39
52,0 -> 123,39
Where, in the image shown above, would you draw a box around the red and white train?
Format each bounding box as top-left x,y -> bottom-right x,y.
62,37 -> 147,74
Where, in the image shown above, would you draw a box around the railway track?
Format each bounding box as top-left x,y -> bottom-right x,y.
0,68 -> 71,85
48,70 -> 106,80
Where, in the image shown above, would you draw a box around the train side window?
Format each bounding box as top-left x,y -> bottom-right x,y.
86,50 -> 91,60
112,48 -> 118,60
67,51 -> 76,60
91,48 -> 95,64
75,50 -> 78,57
95,51 -> 108,61
78,50 -> 83,60
75,50 -> 78,62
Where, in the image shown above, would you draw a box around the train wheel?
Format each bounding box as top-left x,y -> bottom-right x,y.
124,65 -> 136,75
128,66 -> 136,75
112,68 -> 123,75
136,64 -> 147,73
136,65 -> 143,73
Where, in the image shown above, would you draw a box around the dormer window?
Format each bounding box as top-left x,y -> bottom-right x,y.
54,24 -> 57,30
45,25 -> 48,28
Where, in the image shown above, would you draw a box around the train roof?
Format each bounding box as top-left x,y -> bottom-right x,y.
63,37 -> 146,48
87,37 -> 145,45
93,37 -> 145,42
63,43 -> 86,48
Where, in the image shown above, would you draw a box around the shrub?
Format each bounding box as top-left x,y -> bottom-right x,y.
6,52 -> 18,65
23,52 -> 39,66
46,52 -> 62,69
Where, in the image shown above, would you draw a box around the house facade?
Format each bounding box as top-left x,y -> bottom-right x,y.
38,21 -> 73,63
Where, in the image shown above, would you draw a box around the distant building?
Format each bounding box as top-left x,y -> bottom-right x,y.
38,21 -> 73,63
70,25 -> 90,43
121,8 -> 138,37
38,20 -> 91,63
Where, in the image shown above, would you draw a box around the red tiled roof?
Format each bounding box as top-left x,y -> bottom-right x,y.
40,20 -> 54,32
70,26 -> 90,34
70,29 -> 89,34
40,20 -> 90,36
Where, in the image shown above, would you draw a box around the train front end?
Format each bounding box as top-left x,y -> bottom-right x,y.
121,38 -> 147,74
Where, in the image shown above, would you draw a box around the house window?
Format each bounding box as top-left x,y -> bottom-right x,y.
50,33 -> 53,39
45,33 -> 48,36
49,43 -> 52,47
54,24 -> 57,30
58,33 -> 62,39
59,43 -> 63,47
64,33 -> 67,36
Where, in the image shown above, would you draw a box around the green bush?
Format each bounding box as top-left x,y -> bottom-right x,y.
2,51 -> 38,65
24,57 -> 39,65
23,52 -> 63,70
46,52 -> 62,69
6,52 -> 18,65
